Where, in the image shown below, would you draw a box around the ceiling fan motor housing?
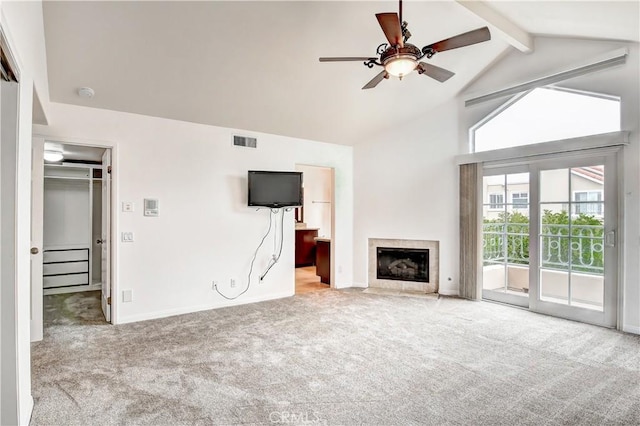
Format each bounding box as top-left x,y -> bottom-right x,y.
380,43 -> 421,65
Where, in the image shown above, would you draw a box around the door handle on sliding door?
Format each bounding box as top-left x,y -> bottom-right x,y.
605,231 -> 616,247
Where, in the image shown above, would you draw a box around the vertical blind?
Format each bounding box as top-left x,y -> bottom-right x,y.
459,162 -> 481,300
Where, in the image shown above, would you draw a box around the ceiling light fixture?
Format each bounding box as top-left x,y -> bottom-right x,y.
77,87 -> 95,99
379,43 -> 422,80
44,150 -> 64,162
384,55 -> 418,79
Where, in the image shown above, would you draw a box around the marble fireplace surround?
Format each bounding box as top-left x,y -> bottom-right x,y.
368,238 -> 439,293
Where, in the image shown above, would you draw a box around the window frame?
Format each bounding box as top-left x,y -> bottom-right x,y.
470,86 -> 621,154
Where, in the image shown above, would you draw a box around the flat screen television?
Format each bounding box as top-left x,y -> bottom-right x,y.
248,170 -> 303,208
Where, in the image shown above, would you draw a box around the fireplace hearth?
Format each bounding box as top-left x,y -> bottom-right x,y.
368,238 -> 439,293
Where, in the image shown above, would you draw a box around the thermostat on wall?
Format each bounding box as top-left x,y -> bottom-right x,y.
144,198 -> 159,217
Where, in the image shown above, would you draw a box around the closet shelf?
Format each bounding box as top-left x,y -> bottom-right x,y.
44,175 -> 94,181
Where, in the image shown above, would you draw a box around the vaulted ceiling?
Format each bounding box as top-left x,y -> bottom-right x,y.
42,1 -> 639,145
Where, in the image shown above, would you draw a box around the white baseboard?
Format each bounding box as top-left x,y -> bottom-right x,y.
118,291 -> 294,324
622,324 -> 640,335
349,282 -> 368,288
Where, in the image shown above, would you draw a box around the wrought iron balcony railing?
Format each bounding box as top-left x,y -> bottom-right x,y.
482,222 -> 604,275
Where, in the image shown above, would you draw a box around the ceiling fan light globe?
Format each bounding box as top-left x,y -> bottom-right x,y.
384,56 -> 417,78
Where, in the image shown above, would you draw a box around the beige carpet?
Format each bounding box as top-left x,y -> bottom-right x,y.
31,289 -> 640,425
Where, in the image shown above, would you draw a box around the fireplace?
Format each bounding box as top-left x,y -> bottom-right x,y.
377,247 -> 429,282
368,238 -> 439,293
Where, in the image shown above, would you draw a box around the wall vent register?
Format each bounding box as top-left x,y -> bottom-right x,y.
233,135 -> 257,148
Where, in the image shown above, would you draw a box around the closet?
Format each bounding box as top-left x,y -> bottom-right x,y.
43,164 -> 103,295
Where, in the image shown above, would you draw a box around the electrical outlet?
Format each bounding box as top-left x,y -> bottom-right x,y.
230,278 -> 237,288
122,202 -> 134,212
121,232 -> 134,242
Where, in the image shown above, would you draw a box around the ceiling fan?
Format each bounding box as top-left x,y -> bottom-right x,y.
319,0 -> 491,89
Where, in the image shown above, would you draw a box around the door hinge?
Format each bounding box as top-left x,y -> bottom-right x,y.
107,166 -> 112,174
107,296 -> 111,305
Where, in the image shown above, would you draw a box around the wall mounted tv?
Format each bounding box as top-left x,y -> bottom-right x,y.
248,170 -> 303,208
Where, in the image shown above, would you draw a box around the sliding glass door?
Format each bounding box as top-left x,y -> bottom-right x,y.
530,154 -> 618,327
482,152 -> 618,327
482,167 -> 530,308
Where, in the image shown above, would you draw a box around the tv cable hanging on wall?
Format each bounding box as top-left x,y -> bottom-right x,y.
213,208 -> 289,300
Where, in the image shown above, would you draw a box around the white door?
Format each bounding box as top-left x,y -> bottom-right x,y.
529,154 -> 618,327
1,78 -> 20,426
100,150 -> 111,322
30,137 -> 45,341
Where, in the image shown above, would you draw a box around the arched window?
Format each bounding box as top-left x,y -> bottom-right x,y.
471,87 -> 621,153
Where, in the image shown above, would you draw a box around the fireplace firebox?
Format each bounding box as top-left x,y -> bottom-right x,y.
376,247 -> 429,283
369,238 -> 439,293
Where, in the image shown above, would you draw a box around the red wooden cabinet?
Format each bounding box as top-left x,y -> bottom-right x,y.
315,239 -> 330,284
295,229 -> 318,267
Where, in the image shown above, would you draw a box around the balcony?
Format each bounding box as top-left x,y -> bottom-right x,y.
482,221 -> 604,310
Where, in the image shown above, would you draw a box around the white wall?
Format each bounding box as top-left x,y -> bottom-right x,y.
353,100 -> 461,294
34,102 -> 353,323
43,179 -> 91,247
461,37 -> 640,333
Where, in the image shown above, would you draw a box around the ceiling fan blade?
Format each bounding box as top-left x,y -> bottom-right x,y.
418,62 -> 455,82
362,71 -> 388,90
423,27 -> 491,53
376,13 -> 403,47
319,57 -> 377,62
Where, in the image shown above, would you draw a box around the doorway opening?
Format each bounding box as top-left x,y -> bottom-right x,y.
31,141 -> 113,336
294,164 -> 334,295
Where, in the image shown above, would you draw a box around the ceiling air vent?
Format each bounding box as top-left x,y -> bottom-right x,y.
233,135 -> 257,149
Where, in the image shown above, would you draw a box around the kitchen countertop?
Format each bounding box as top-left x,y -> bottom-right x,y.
314,237 -> 330,243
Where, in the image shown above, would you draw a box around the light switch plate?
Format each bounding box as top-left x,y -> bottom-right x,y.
122,290 -> 133,303
121,232 -> 134,242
